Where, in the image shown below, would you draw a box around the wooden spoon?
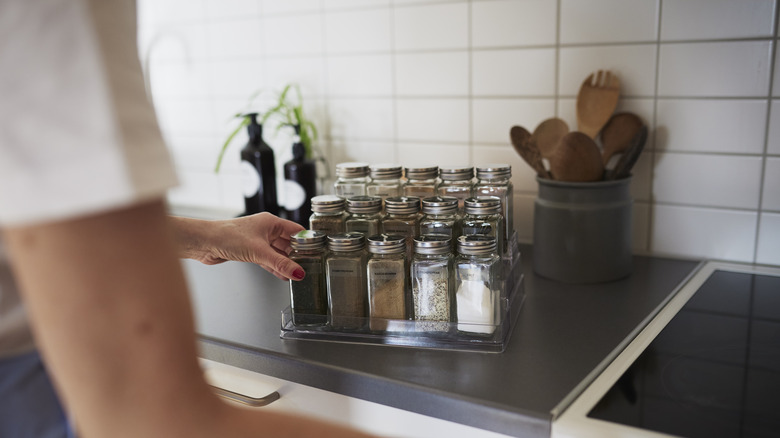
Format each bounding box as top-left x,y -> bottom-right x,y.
600,112 -> 643,166
510,125 -> 551,178
532,118 -> 569,159
548,131 -> 604,182
576,70 -> 621,139
605,125 -> 648,180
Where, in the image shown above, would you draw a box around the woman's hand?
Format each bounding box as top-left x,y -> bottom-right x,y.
170,213 -> 306,281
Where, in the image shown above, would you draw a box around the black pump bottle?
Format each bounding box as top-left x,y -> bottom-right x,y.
283,125 -> 316,226
240,113 -> 279,215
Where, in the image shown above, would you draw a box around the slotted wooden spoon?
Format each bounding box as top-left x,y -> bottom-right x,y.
576,70 -> 621,139
510,125 -> 551,178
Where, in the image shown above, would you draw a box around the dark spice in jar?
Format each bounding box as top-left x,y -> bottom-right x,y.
326,232 -> 368,330
288,230 -> 328,326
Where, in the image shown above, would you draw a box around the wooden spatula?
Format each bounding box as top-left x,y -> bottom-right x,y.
576,70 -> 621,139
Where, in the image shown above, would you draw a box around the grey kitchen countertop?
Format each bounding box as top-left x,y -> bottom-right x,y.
186,245 -> 701,438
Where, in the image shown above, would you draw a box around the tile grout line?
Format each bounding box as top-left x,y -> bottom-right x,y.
646,0 -> 664,254
467,0 -> 474,167
390,1 -> 399,165
752,0 -> 780,263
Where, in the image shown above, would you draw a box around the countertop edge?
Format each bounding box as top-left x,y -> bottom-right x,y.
198,337 -> 551,438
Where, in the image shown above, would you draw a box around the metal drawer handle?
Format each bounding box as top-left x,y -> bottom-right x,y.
210,385 -> 281,407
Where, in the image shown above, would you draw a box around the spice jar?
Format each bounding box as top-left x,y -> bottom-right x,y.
381,196 -> 422,262
420,196 -> 461,252
455,235 -> 501,335
345,196 -> 382,237
288,230 -> 328,327
403,165 -> 439,199
326,232 -> 368,330
437,165 -> 474,213
366,234 -> 409,332
333,162 -> 370,198
411,234 -> 455,333
473,164 -> 513,246
366,164 -> 403,209
462,196 -> 505,256
309,195 -> 347,236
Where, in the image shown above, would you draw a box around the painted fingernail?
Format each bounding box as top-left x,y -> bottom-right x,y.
293,269 -> 305,280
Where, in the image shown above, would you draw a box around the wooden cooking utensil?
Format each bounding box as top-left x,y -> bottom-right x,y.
532,117 -> 569,159
576,70 -> 621,139
548,131 -> 604,182
605,125 -> 648,180
510,125 -> 551,179
600,112 -> 643,166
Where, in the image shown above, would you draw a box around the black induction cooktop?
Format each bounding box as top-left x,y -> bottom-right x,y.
587,270 -> 780,438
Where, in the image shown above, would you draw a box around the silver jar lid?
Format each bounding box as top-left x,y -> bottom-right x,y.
290,230 -> 327,251
404,165 -> 438,180
384,196 -> 421,215
414,234 -> 452,255
311,195 -> 345,213
346,196 -> 382,214
369,163 -> 403,179
327,232 -> 366,252
439,165 -> 474,181
464,196 -> 501,215
367,234 -> 406,254
457,235 -> 497,255
421,196 -> 458,215
336,162 -> 369,178
476,164 -> 511,180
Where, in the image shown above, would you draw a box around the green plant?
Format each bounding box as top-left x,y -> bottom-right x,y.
214,84 -> 318,173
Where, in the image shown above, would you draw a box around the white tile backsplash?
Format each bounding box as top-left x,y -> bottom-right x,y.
558,45 -> 658,96
472,49 -> 557,96
393,2 -> 468,51
763,157 -> 780,211
395,52 -> 469,96
138,0 -> 780,266
655,99 -> 768,154
660,0 -> 775,40
757,212 -> 780,265
324,8 -> 392,54
395,98 -> 469,142
653,153 -> 763,209
651,205 -> 758,262
471,0 -> 557,48
658,41 -> 772,97
560,0 -> 659,44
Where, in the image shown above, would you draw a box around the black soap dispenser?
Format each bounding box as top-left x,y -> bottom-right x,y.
283,124 -> 317,226
240,113 -> 279,216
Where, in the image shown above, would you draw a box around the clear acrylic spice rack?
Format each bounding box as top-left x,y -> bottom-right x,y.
279,234 -> 525,353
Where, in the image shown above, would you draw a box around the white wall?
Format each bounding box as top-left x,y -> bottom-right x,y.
137,0 -> 780,266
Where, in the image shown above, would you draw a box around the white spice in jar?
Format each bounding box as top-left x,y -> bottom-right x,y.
456,279 -> 495,334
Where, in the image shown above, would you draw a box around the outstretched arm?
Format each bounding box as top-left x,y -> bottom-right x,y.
4,199 -> 376,438
169,213 -> 306,281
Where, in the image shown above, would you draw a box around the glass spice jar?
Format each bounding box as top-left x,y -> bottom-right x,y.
473,164 -> 513,246
381,196 -> 422,262
309,195 -> 347,236
345,196 -> 382,237
402,165 -> 439,199
366,234 -> 409,332
462,196 -> 505,257
437,165 -> 474,213
411,234 -> 455,333
455,235 -> 501,335
333,162 -> 370,198
366,164 -> 403,209
420,196 -> 461,252
326,232 -> 369,331
288,230 -> 328,327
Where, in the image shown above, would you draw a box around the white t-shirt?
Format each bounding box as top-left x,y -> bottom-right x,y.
0,0 -> 178,358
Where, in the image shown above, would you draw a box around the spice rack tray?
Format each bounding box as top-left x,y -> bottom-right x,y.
279,242 -> 525,353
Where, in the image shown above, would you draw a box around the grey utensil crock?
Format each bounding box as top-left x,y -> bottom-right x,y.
533,176 -> 632,283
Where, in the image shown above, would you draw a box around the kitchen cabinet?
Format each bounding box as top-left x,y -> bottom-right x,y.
186,245 -> 700,437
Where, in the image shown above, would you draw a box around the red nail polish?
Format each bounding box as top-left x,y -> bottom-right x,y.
293,269 -> 305,280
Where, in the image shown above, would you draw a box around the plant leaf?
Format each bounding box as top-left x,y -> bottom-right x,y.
214,116 -> 250,173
